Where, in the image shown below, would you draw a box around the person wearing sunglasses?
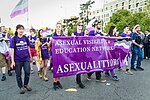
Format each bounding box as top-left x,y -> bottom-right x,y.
71,22 -> 85,88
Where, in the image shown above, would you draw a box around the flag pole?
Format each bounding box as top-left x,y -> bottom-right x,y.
27,0 -> 29,30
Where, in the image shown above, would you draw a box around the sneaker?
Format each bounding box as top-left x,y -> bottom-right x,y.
118,68 -> 126,72
8,70 -> 12,76
53,82 -> 58,90
87,76 -> 92,81
125,70 -> 133,75
44,75 -> 48,81
20,88 -> 25,94
1,75 -> 6,81
96,78 -> 107,83
130,67 -> 137,71
136,67 -> 144,71
112,76 -> 120,81
39,71 -> 42,78
78,83 -> 85,88
24,85 -> 32,91
57,81 -> 63,89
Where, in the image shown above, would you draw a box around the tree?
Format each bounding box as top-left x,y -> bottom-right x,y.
80,0 -> 95,25
147,0 -> 150,15
104,10 -> 132,33
104,10 -> 150,34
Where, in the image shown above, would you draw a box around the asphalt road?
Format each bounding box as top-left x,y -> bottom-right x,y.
0,60 -> 150,100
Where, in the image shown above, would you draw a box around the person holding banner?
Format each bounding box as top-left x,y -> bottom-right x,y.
28,28 -> 40,74
87,20 -> 106,82
105,26 -> 120,81
72,22 -> 85,88
63,27 -> 69,37
119,25 -> 133,75
10,24 -> 32,94
131,25 -> 144,71
35,29 -> 50,81
52,22 -> 64,90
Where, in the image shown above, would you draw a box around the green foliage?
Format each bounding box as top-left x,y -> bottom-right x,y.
104,9 -> 150,34
80,0 -> 95,24
68,25 -> 77,36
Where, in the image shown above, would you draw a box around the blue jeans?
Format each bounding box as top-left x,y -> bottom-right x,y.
131,46 -> 143,68
15,61 -> 30,88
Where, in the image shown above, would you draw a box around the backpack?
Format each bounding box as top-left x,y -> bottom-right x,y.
14,35 -> 29,48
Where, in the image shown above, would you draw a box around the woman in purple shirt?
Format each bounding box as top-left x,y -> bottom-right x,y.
10,24 -> 32,94
106,26 -> 120,81
52,22 -> 64,90
37,29 -> 50,81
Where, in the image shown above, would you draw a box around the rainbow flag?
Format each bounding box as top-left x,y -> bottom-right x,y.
10,0 -> 28,18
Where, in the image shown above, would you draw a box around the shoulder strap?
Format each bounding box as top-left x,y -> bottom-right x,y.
14,36 -> 17,47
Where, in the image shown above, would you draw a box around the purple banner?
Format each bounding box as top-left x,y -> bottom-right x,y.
52,36 -> 129,78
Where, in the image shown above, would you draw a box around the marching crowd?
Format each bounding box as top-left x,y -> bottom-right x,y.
0,20 -> 150,94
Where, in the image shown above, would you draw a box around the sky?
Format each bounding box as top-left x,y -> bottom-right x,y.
0,0 -> 106,30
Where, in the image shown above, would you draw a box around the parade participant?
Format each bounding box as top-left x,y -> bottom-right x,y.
28,28 -> 40,74
10,24 -> 32,94
52,22 -> 64,90
87,20 -> 106,82
131,25 -> 144,71
63,27 -> 69,36
84,29 -> 89,36
35,29 -> 50,81
105,26 -> 120,81
0,26 -> 12,81
72,22 -> 85,88
144,30 -> 150,60
119,25 -> 133,75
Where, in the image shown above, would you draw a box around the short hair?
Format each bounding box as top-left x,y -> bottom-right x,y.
30,28 -> 36,33
123,25 -> 128,29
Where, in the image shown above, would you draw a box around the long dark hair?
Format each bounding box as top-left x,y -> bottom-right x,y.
108,26 -> 116,36
15,24 -> 24,36
38,29 -> 47,42
38,29 -> 42,38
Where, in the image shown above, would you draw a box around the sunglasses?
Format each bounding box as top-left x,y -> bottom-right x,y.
78,24 -> 84,26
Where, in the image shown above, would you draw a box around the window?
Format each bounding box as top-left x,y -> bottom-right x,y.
116,4 -> 118,8
111,6 -> 112,9
122,2 -> 124,6
122,7 -> 124,10
129,0 -> 131,3
136,3 -> 139,7
139,8 -> 142,12
102,9 -> 103,12
97,10 -> 99,13
128,5 -> 131,9
106,7 -> 108,11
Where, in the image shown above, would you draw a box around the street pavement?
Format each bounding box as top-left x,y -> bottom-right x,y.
0,60 -> 150,100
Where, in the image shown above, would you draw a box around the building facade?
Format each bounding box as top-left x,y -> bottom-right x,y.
89,0 -> 148,27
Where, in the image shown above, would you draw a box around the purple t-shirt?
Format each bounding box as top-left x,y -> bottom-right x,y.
73,31 -> 84,36
28,35 -> 37,48
10,36 -> 30,62
120,33 -> 128,37
40,38 -> 49,60
2,33 -> 11,39
88,30 -> 102,36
